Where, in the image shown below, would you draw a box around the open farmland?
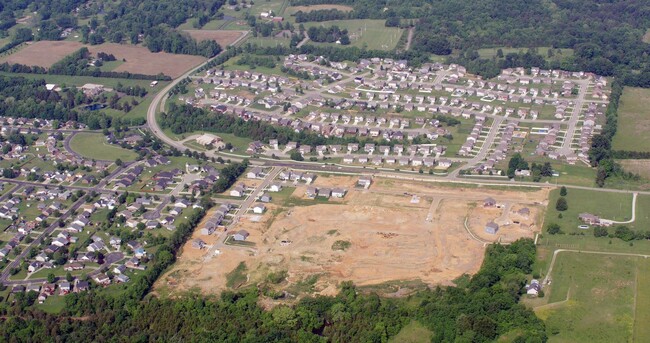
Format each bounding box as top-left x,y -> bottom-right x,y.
0,41 -> 206,78
86,43 -> 205,78
304,20 -> 403,51
0,41 -> 83,68
154,176 -> 548,298
183,30 -> 246,46
612,87 -> 650,152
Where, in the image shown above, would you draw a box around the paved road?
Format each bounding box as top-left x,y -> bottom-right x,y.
204,167 -> 282,258
559,79 -> 589,154
605,192 -> 638,224
448,115 -> 505,178
146,32 -> 250,153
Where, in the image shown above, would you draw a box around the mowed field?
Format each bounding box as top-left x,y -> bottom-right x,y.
543,188 -> 638,234
154,177 -> 548,298
69,133 -> 138,161
534,252 -> 646,343
304,20 -> 403,51
183,30 -> 245,46
612,87 -> 650,152
0,41 -> 206,78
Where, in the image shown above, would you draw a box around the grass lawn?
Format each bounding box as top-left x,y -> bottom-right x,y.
39,295 -> 66,314
535,252 -> 638,342
222,54 -> 285,75
246,37 -> 292,48
633,258 -> 650,341
612,87 -> 650,152
69,133 -> 138,162
543,188 -> 635,234
388,321 -> 433,343
99,60 -> 124,72
304,20 -> 403,51
0,71 -> 168,91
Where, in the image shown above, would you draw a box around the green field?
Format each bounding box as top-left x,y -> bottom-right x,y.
612,87 -> 650,152
535,252 -> 639,342
304,20 -> 403,51
246,37 -> 292,48
543,188 -> 638,234
99,60 -> 124,72
388,321 -> 433,343
477,47 -> 574,60
0,72 -> 168,92
69,132 -> 138,161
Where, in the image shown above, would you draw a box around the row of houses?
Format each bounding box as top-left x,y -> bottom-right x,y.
342,154 -> 452,168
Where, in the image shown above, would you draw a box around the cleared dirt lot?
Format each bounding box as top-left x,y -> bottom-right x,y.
155,176 -> 549,298
183,30 -> 245,46
1,41 -> 206,78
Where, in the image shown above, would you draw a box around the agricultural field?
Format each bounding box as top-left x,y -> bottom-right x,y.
304,20 -> 404,51
0,41 -> 206,78
534,252 -> 641,343
0,41 -> 85,68
183,30 -> 246,46
155,176 -> 549,298
612,87 -> 650,152
68,132 -> 138,162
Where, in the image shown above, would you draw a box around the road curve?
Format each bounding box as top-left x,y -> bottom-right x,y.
147,32 -> 250,153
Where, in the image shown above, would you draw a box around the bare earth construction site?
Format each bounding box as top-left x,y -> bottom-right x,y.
156,175 -> 549,298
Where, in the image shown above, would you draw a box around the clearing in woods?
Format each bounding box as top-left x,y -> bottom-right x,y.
154,176 -> 548,299
0,41 -> 206,78
534,252 -> 642,342
643,29 -> 650,44
183,30 -> 246,47
612,87 -> 650,152
304,20 -> 403,51
286,4 -> 354,15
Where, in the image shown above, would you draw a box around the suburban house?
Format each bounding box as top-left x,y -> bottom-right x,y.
357,176 -> 372,188
578,213 -> 601,226
232,230 -> 250,241
485,222 -> 499,234
525,279 -> 542,296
